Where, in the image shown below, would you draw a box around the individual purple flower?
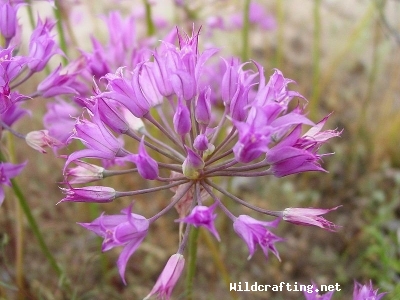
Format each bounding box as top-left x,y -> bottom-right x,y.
27,18 -> 62,72
128,137 -> 159,180
83,37 -> 111,78
100,64 -> 160,118
176,203 -> 220,241
0,102 -> 29,128
0,161 -> 26,205
1,47 -> 30,82
193,134 -> 209,151
78,204 -> 149,284
195,87 -> 211,127
303,282 -> 335,300
64,112 -> 129,171
266,146 -> 325,177
65,160 -> 104,184
173,99 -> 191,135
60,185 -> 116,203
233,215 -> 282,260
296,114 -> 342,151
43,99 -> 80,144
25,129 -> 63,153
353,281 -> 387,300
221,57 -> 241,106
37,64 -> 79,98
283,207 -> 340,231
0,72 -> 29,114
0,1 -> 18,41
144,253 -> 185,300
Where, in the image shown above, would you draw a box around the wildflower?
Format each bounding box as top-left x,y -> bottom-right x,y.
0,161 -> 26,205
0,102 -> 29,133
28,18 -> 62,72
283,207 -> 341,231
176,203 -> 220,241
62,28 -> 340,295
25,129 -> 63,153
43,99 -> 80,144
144,254 -> 185,300
37,64 -> 79,98
64,112 -> 129,170
65,160 -> 104,184
78,204 -> 149,284
127,137 -> 159,180
0,1 -> 18,41
353,281 -> 387,300
60,185 -> 116,203
233,215 -> 282,260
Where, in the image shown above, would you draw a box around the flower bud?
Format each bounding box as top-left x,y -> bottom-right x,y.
26,130 -> 63,153
182,147 -> 204,179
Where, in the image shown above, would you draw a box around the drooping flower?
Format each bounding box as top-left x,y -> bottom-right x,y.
233,215 -> 282,260
78,204 -> 149,284
144,253 -> 185,300
176,203 -> 220,241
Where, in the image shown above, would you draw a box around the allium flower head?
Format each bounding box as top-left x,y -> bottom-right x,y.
62,27 -> 340,296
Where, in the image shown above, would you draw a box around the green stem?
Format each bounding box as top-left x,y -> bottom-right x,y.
53,0 -> 68,65
11,180 -> 66,279
7,133 -> 24,300
185,226 -> 199,300
200,230 -> 239,300
241,0 -> 251,62
143,0 -> 155,36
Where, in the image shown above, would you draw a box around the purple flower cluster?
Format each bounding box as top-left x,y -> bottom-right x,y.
59,27 -> 341,297
0,0 -> 82,206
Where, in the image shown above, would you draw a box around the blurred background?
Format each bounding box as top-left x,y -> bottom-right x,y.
1,0 -> 400,299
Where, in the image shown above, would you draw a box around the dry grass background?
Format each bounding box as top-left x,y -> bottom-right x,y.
1,0 -> 400,299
